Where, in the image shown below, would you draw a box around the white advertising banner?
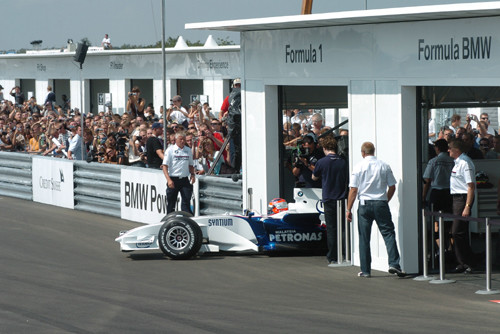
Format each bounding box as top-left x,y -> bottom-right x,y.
32,157 -> 74,209
121,168 -> 168,224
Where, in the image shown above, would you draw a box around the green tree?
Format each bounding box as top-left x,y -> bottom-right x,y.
216,37 -> 236,46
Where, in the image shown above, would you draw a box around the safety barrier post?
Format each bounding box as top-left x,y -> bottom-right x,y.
337,200 -> 344,263
430,203 -> 436,270
414,208 -> 435,281
344,199 -> 351,263
430,212 -> 456,284
476,218 -> 500,295
329,199 -> 351,267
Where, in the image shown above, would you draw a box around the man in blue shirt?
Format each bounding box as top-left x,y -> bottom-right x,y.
312,135 -> 348,266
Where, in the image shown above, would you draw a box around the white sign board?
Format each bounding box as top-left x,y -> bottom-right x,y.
32,157 -> 74,209
243,16 -> 500,82
121,168 -> 168,224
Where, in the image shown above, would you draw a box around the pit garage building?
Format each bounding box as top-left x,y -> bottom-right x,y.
187,2 -> 500,273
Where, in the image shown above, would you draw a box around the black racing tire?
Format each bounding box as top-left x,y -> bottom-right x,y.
158,217 -> 202,260
161,211 -> 193,223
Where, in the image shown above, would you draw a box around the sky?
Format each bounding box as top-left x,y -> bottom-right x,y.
1,0 -> 496,51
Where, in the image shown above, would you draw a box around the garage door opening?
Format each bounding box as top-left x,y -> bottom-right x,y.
419,86 -> 500,234
278,85 -> 348,202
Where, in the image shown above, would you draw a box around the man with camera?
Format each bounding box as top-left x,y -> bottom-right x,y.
9,86 -> 25,107
167,95 -> 189,128
292,132 -> 324,188
126,87 -> 145,119
114,130 -> 129,165
129,129 -> 147,167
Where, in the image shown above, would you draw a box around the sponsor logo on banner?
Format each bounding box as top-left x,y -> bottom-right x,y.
121,169 -> 168,224
32,157 -> 74,209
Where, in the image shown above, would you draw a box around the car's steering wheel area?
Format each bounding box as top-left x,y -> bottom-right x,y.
316,199 -> 324,214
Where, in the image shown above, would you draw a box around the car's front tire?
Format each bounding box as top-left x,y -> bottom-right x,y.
161,210 -> 193,222
158,217 -> 202,260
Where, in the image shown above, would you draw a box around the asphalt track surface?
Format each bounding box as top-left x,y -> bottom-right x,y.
1,196 -> 499,333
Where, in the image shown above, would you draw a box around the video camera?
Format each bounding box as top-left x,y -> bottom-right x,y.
115,130 -> 129,158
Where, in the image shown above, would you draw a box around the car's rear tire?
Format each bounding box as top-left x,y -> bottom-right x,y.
158,217 -> 202,260
161,210 -> 193,222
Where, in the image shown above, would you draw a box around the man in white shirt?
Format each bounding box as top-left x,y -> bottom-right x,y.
448,138 -> 476,273
67,125 -> 85,160
346,142 -> 405,278
101,34 -> 112,49
167,95 -> 189,128
162,132 -> 195,214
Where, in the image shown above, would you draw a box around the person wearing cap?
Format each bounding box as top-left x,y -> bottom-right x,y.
292,132 -> 324,188
422,139 -> 455,257
146,122 -> 164,169
219,79 -> 241,120
167,95 -> 189,128
448,138 -> 476,273
346,142 -> 406,278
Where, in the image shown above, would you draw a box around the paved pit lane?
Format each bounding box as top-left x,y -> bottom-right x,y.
0,196 -> 499,333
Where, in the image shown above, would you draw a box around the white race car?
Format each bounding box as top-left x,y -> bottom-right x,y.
116,189 -> 327,260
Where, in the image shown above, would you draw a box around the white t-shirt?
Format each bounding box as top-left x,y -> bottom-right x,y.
170,107 -> 188,124
162,144 -> 193,177
102,37 -> 111,49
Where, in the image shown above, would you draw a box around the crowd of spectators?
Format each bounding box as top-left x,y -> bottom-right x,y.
0,85 -> 238,175
282,108 -> 349,188
430,112 -> 500,160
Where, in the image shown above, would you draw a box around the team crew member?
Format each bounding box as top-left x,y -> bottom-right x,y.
162,132 -> 196,214
422,139 -> 454,253
448,139 -> 476,273
346,142 -> 406,278
312,135 -> 348,266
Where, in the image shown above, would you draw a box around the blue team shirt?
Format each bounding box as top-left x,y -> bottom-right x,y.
313,153 -> 348,202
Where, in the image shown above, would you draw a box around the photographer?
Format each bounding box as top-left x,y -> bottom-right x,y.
167,95 -> 189,128
292,132 -> 324,188
188,100 -> 203,128
129,129 -> 147,167
114,130 -> 130,165
126,86 -> 145,119
0,129 -> 13,151
9,86 -> 25,107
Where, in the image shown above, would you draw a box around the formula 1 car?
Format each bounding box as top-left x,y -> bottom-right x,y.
116,189 -> 327,260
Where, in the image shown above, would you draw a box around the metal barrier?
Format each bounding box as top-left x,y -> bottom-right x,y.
197,175 -> 243,215
0,152 -> 243,220
73,161 -> 122,218
417,209 -> 500,294
315,199 -> 352,267
0,152 -> 33,201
